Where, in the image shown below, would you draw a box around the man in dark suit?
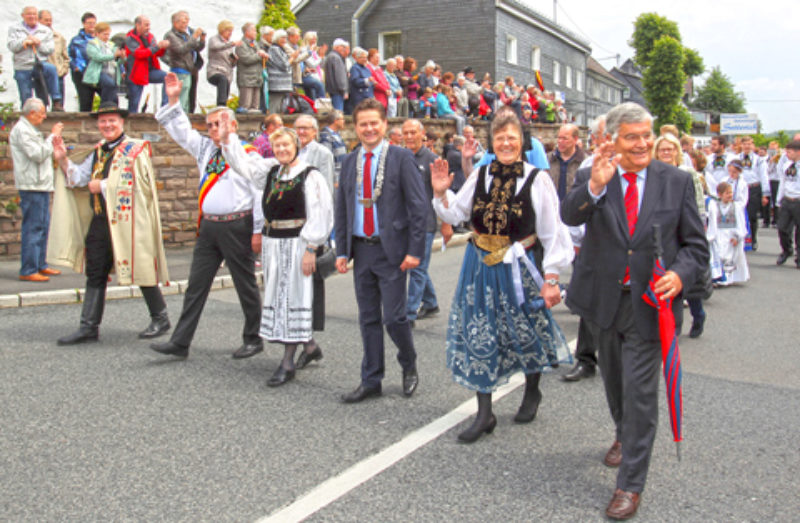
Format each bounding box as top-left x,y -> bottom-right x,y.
334,99 -> 428,403
561,103 -> 707,520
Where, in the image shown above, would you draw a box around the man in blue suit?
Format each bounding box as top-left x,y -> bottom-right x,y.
335,99 -> 428,403
562,103 -> 708,520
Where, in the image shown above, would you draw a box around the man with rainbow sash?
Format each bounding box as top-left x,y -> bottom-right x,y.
150,72 -> 264,360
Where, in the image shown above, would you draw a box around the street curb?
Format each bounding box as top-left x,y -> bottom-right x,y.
0,233 -> 472,309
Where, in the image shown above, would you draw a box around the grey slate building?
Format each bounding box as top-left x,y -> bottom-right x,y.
293,0 -> 591,123
585,56 -> 626,125
610,58 -> 648,110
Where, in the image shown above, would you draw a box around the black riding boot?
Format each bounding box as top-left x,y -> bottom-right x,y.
457,392 -> 496,443
514,372 -> 543,423
139,286 -> 170,339
57,286 -> 105,345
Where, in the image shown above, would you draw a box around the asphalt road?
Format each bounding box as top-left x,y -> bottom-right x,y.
1,228 -> 798,522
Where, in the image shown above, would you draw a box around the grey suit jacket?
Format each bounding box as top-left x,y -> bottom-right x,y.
561,160 -> 709,341
334,145 -> 428,266
302,141 -> 335,196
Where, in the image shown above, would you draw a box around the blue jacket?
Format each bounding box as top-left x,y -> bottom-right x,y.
68,29 -> 93,73
348,63 -> 373,107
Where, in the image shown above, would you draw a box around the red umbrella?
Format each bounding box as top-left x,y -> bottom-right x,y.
642,225 -> 683,460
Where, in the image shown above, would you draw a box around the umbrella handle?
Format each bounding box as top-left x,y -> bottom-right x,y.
652,224 -> 664,259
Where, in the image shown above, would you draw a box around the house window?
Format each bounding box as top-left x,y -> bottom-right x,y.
576,70 -> 583,92
565,65 -> 572,88
553,60 -> 560,85
379,32 -> 402,62
530,46 -> 541,70
506,34 -> 517,64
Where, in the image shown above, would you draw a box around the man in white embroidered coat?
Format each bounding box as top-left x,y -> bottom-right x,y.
51,102 -> 170,345
150,72 -> 264,360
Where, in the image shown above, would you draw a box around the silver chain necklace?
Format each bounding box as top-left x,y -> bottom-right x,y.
357,141 -> 388,208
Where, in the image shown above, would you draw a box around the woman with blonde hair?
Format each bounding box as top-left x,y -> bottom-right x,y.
207,20 -> 241,106
219,121 -> 333,386
300,31 -> 326,100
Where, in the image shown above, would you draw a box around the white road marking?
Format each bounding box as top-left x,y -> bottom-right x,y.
258,338 -> 577,522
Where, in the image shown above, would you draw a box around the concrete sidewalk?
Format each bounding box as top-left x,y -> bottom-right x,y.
0,234 -> 470,308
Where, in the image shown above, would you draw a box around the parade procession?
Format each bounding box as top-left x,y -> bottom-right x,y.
1,1 -> 798,521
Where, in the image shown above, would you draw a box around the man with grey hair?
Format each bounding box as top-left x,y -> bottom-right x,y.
163,10 -> 205,113
402,118 -> 442,326
324,38 -> 349,111
7,6 -> 63,110
285,26 -> 309,91
9,98 -> 63,281
150,72 -> 264,360
388,126 -> 403,146
562,102 -> 707,520
580,115 -> 608,169
295,114 -> 335,194
319,110 -> 347,188
125,14 -> 170,113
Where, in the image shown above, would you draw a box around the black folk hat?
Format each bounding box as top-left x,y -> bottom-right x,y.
90,101 -> 129,119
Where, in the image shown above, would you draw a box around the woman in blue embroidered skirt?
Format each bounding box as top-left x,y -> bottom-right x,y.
431,107 -> 573,442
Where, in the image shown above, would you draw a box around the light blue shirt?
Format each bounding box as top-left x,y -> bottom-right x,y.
588,166 -> 647,213
353,141 -> 384,237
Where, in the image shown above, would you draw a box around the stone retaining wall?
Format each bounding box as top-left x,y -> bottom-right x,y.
0,111 -> 573,257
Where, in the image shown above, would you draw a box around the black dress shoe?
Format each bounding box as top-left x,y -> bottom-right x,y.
267,366 -> 295,387
416,305 -> 440,320
457,414 -> 497,443
561,363 -> 596,382
296,346 -> 323,369
341,384 -> 382,403
777,252 -> 790,265
150,341 -> 188,358
751,241 -> 758,251
232,343 -> 263,359
402,368 -> 418,397
57,328 -> 99,346
138,315 -> 170,339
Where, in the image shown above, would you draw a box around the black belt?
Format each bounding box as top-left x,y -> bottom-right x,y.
621,284 -> 631,293
748,183 -> 761,189
353,235 -> 381,245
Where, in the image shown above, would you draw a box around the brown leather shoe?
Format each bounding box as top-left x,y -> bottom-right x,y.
605,488 -> 640,520
39,268 -> 61,275
604,440 -> 622,467
20,273 -> 49,282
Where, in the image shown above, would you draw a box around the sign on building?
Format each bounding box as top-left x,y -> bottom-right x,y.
719,113 -> 759,135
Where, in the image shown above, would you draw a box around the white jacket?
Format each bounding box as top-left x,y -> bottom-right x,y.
9,116 -> 55,192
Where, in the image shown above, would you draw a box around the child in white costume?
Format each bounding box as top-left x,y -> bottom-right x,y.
708,181 -> 749,285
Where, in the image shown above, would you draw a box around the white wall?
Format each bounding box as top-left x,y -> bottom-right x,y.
1,1 -> 262,112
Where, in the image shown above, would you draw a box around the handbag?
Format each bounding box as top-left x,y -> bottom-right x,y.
315,243 -> 337,279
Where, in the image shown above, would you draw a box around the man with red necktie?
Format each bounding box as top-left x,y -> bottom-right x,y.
562,103 -> 708,520
334,99 -> 428,403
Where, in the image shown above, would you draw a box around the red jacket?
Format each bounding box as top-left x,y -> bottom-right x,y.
124,29 -> 166,86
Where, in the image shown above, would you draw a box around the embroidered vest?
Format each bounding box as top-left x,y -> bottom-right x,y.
470,163 -> 539,243
262,165 -> 314,238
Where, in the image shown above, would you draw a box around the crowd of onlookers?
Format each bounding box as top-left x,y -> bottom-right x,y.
6,6 -> 573,124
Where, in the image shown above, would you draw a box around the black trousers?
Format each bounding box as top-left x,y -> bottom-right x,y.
352,239 -> 416,388
70,69 -> 98,112
587,294 -> 661,493
767,180 -> 780,225
574,317 -> 597,368
169,215 -> 262,348
208,74 -> 230,107
83,214 -> 163,314
746,184 -> 762,243
778,198 -> 800,257
312,245 -> 325,331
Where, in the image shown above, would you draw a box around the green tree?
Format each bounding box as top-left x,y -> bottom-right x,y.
259,0 -> 295,30
641,36 -> 689,131
691,67 -> 746,120
629,13 -> 680,70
